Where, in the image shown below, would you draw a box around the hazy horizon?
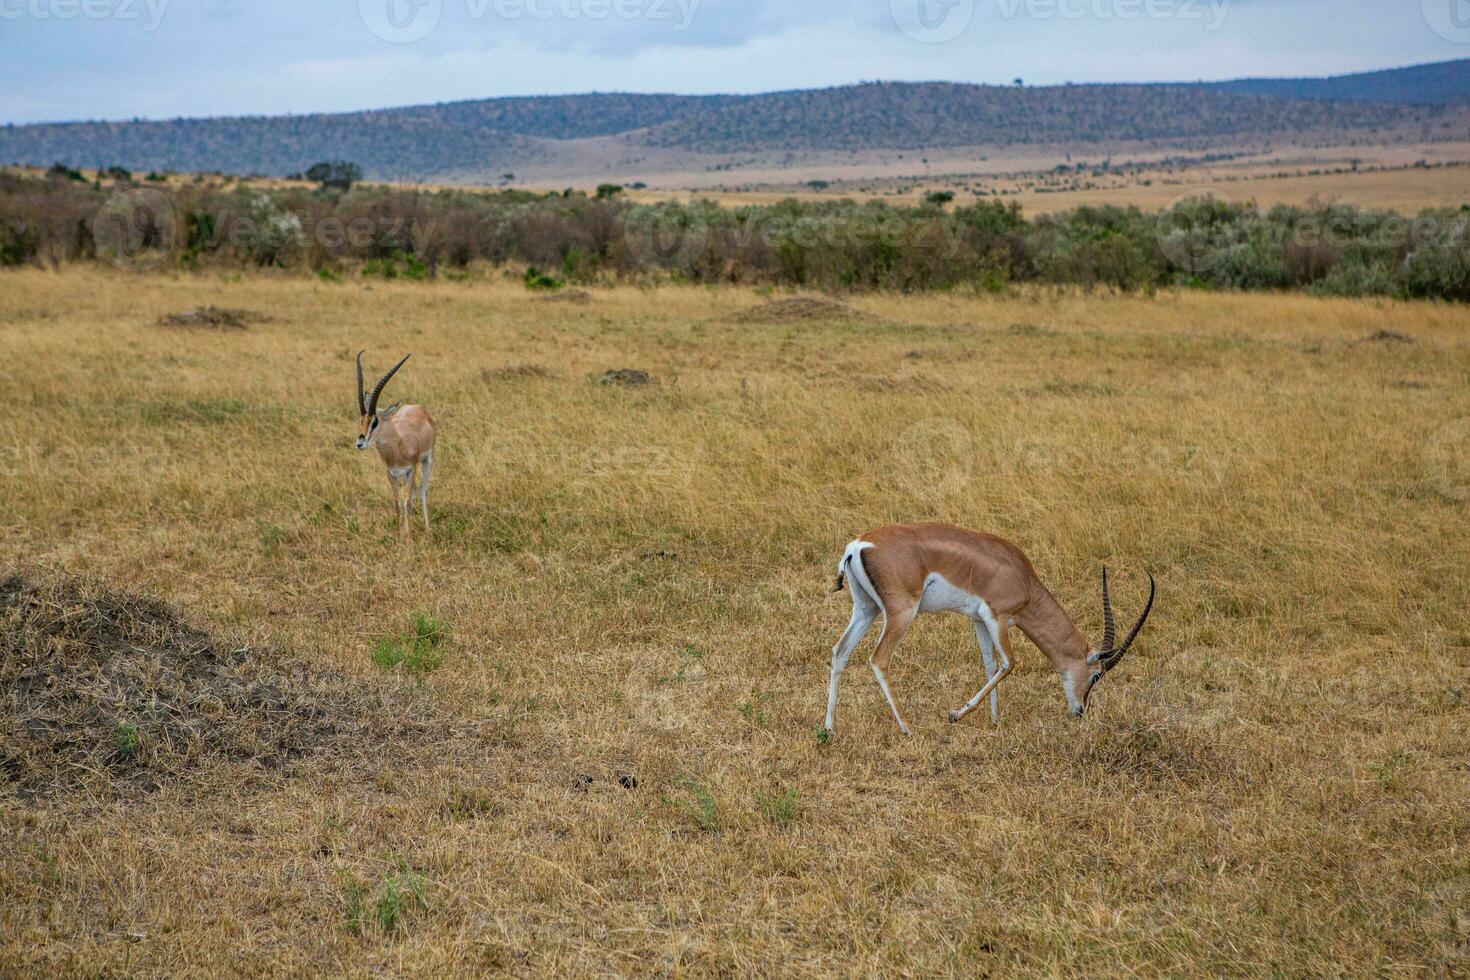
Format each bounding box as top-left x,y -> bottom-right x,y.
4,1 -> 1470,125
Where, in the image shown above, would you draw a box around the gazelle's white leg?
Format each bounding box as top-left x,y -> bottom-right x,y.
417,450 -> 432,531
825,590 -> 877,732
949,614 -> 1013,724
974,622 -> 1000,722
388,466 -> 413,539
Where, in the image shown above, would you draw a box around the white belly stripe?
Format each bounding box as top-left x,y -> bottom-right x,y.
918,573 -> 1004,637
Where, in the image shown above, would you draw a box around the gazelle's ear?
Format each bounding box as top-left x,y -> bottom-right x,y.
378,402 -> 400,419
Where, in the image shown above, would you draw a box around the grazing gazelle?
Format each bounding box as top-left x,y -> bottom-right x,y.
355,351 -> 436,536
825,523 -> 1154,735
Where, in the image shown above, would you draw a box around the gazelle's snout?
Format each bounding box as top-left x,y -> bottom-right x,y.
356,411 -> 380,451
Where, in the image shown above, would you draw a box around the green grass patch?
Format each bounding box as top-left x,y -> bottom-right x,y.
757,787 -> 800,828
369,611 -> 449,674
342,863 -> 427,936
676,776 -> 719,833
110,720 -> 139,759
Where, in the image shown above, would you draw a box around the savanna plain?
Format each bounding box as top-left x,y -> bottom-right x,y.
1,269 -> 1468,976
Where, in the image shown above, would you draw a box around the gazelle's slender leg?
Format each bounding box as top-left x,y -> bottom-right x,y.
824,590 -> 877,733
950,620 -> 1014,724
417,450 -> 432,531
870,603 -> 918,736
388,467 -> 412,541
403,469 -> 415,542
974,622 -> 1000,722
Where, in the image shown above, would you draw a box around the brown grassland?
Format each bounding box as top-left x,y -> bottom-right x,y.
1,269 -> 1469,976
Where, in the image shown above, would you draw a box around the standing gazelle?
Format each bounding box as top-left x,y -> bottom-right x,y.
355,351 -> 436,537
825,523 -> 1154,735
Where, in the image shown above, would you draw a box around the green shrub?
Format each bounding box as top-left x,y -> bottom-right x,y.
3,170 -> 1469,301
364,252 -> 430,280
523,265 -> 563,291
1399,243 -> 1470,302
0,218 -> 41,267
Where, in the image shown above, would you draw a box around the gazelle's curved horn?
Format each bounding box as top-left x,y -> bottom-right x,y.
356,350 -> 367,415
367,353 -> 411,416
1098,572 -> 1155,672
1099,565 -> 1116,654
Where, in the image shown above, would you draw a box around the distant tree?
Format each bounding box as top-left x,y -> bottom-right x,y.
46,162 -> 84,182
629,181 -> 648,190
103,165 -> 132,181
806,180 -> 830,190
304,160 -> 362,192
499,172 -> 516,186
1013,78 -> 1024,87
924,190 -> 955,206
596,183 -> 624,199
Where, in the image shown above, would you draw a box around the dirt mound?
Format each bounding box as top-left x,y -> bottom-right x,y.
482,364 -> 557,382
533,289 -> 591,304
724,297 -> 879,325
1070,714 -> 1243,788
158,306 -> 267,329
1,569 -> 435,800
1355,329 -> 1413,345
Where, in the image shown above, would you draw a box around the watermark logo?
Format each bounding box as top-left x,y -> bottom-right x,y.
1423,418 -> 1470,501
0,0 -> 169,31
1155,188 -> 1235,276
888,417 -> 974,500
359,0 -> 442,43
360,0 -> 700,42
622,644 -> 709,732
1423,0 -> 1470,44
998,0 -> 1229,31
92,187 -> 176,272
624,209 -> 711,268
891,0 -> 973,43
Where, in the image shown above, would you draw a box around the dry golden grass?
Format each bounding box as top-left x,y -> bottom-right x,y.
634,159 -> 1470,215
1005,161 -> 1470,217
2,269 -> 1469,976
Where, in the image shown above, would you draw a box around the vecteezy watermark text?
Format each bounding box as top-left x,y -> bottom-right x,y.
998,0 -> 1229,30
0,0 -> 168,30
359,0 -> 699,43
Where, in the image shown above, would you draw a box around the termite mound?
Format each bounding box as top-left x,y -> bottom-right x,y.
0,569 -> 443,802
157,305 -> 269,329
721,297 -> 882,325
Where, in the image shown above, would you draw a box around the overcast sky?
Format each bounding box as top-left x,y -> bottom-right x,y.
2,0 -> 1467,124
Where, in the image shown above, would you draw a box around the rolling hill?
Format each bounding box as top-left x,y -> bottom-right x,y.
1211,57 -> 1470,106
1,59 -> 1466,184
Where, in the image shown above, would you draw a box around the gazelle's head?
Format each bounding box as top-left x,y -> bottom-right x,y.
355,350 -> 411,450
1067,567 -> 1156,717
